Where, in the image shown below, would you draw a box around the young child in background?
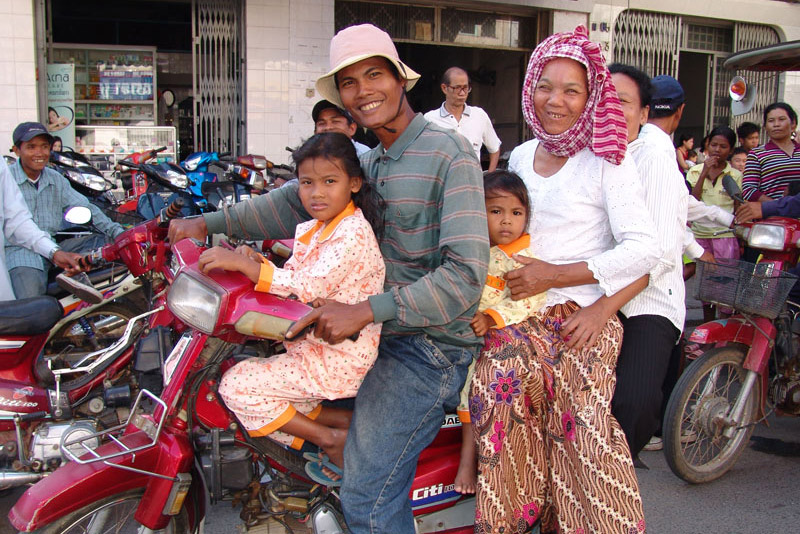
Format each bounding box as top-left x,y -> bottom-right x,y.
453,170 -> 546,494
198,132 -> 385,486
730,146 -> 748,173
686,148 -> 698,167
687,126 -> 743,322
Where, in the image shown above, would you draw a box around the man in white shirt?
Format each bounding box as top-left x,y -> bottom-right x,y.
0,156 -> 81,300
312,100 -> 370,156
609,68 -> 729,463
424,67 -> 501,171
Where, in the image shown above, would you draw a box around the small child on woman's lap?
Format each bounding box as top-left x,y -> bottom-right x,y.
455,170 -> 546,494
197,132 -> 385,485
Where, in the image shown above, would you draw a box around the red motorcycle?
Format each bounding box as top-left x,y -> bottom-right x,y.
10,237 -> 475,533
0,202 -> 183,492
663,178 -> 800,483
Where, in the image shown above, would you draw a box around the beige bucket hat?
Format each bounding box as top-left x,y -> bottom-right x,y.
315,24 -> 421,109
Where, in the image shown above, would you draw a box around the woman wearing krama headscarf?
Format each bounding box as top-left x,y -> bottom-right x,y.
469,27 -> 658,533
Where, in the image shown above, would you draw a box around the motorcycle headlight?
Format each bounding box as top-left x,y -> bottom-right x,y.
182,154 -> 202,171
82,172 -> 112,191
748,223 -> 786,251
165,168 -> 189,189
167,272 -> 223,333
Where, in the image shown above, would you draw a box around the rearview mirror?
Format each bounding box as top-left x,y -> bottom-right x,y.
64,206 -> 92,225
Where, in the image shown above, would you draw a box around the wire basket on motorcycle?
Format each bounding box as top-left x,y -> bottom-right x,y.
696,259 -> 798,319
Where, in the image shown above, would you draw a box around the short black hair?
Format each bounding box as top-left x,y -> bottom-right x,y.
708,126 -> 736,150
732,147 -> 749,157
483,170 -> 531,230
763,102 -> 798,125
608,63 -> 652,108
736,122 -> 760,140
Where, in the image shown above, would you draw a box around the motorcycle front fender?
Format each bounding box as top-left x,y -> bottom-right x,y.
687,318 -> 756,346
9,427 -> 196,532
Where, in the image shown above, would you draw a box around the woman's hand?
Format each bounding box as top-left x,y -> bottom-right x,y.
470,312 -> 496,337
505,256 -> 560,300
560,302 -> 612,350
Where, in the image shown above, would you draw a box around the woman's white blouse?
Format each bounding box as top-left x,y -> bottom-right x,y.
509,140 -> 659,310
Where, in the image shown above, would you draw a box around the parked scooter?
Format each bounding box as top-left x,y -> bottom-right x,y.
663,176 -> 800,483
43,208 -> 144,362
0,203 -> 184,491
10,237 -> 475,533
182,151 -> 272,211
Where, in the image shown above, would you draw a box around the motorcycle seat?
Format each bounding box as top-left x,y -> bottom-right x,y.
0,296 -> 63,335
45,263 -> 128,298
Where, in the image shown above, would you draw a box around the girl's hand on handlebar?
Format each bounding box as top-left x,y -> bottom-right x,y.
198,247 -> 261,283
235,244 -> 265,263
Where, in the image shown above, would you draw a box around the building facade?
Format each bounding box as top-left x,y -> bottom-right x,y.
1,0 -> 798,164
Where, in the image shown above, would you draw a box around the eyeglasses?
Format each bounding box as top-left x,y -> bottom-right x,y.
446,85 -> 472,94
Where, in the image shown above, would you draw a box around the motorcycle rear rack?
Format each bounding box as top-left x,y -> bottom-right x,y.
59,388 -> 176,481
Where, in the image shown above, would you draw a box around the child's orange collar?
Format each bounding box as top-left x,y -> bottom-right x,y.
496,233 -> 530,257
297,201 -> 356,245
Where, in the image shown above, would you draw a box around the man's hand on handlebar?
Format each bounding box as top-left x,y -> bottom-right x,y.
736,202 -> 763,224
286,300 -> 373,344
168,217 -> 208,244
52,250 -> 84,275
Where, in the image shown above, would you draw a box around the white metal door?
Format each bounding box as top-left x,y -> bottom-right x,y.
192,0 -> 245,154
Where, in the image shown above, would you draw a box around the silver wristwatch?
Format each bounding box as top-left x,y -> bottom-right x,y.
48,246 -> 61,261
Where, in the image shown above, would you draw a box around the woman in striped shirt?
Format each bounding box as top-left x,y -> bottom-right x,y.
741,102 -> 800,201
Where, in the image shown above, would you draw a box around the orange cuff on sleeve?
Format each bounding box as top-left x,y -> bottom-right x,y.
254,261 -> 275,293
249,404 -> 297,437
457,409 -> 471,424
484,308 -> 506,329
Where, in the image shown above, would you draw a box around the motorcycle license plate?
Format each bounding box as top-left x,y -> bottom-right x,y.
163,333 -> 193,386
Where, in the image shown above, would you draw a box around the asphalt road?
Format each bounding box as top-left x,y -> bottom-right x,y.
4,279 -> 797,533
3,414 -> 799,533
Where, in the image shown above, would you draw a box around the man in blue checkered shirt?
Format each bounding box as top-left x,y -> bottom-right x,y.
7,122 -> 125,298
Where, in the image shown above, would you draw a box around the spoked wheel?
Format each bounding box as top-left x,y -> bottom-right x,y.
663,345 -> 759,484
22,489 -> 188,534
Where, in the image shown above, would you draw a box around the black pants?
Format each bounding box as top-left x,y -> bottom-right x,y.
612,314 -> 680,458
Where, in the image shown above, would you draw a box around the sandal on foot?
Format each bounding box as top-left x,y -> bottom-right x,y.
304,459 -> 342,487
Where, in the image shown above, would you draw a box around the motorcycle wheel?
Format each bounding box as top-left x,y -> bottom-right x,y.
20,489 -> 188,534
663,345 -> 759,484
39,302 -> 144,385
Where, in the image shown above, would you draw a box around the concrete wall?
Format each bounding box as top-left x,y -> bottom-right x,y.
245,0 -> 334,166
0,0 -> 37,157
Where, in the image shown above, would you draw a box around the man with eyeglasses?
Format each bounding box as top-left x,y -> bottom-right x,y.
424,67 -> 501,171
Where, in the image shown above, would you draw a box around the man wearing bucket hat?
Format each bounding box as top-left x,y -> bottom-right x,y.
168,23 -> 488,532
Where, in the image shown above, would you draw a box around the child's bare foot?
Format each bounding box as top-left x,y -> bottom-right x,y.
453,455 -> 477,494
318,427 -> 347,481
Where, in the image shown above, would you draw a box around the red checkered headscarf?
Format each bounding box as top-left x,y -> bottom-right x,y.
522,26 -> 627,165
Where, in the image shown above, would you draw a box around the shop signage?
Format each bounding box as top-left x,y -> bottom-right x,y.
46,63 -> 76,149
99,68 -> 154,101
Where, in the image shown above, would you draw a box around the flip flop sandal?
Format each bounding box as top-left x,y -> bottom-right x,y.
302,451 -> 326,463
304,460 -> 343,487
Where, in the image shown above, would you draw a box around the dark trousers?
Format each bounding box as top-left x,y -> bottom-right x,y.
612,314 -> 680,458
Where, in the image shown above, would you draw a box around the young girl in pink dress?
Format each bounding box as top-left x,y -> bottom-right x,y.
197,132 -> 385,485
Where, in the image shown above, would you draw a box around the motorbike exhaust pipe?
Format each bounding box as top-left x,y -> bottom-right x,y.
0,471 -> 45,488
